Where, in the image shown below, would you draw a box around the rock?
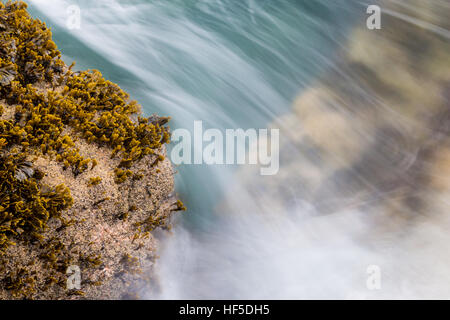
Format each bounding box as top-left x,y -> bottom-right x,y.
0,1 -> 183,300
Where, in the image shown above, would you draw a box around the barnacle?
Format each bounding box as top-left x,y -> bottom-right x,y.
14,160 -> 34,181
0,64 -> 17,86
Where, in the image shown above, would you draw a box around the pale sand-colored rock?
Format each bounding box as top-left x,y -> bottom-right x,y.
0,99 -> 179,300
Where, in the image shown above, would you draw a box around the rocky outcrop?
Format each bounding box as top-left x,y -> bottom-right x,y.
0,1 -> 183,299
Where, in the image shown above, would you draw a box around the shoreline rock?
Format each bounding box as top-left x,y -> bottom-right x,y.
0,1 -> 184,299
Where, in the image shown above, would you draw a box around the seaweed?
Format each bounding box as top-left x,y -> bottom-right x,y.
80,253 -> 102,268
87,177 -> 102,187
0,153 -> 73,254
120,253 -> 141,275
2,267 -> 37,299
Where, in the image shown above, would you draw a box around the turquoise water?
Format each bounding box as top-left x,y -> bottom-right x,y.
28,0 -> 364,298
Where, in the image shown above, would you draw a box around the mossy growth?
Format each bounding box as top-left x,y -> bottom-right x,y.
87,177 -> 102,187
80,253 -> 102,268
114,168 -> 133,184
175,200 -> 187,212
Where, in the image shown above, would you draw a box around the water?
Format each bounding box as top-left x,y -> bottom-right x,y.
27,0 -> 450,299
29,0 -> 358,224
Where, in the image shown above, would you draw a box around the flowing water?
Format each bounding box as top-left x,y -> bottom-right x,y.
27,0 -> 450,299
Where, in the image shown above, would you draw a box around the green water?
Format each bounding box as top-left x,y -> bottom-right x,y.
29,0 -> 360,225
27,0 -> 364,298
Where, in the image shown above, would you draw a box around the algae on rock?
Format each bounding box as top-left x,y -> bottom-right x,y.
0,0 -> 184,299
